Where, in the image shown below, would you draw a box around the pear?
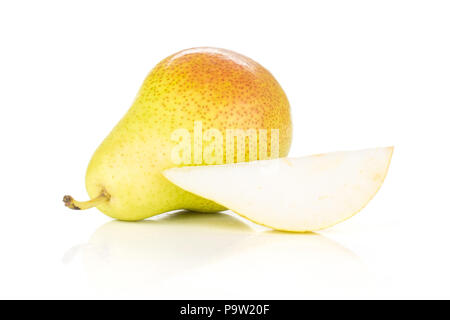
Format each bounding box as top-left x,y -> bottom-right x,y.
64,47 -> 292,220
163,147 -> 393,232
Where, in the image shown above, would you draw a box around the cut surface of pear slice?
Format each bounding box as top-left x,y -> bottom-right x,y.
163,147 -> 393,232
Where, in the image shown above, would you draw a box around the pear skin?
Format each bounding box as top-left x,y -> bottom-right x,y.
64,47 -> 292,220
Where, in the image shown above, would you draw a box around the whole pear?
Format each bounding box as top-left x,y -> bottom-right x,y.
64,47 -> 292,220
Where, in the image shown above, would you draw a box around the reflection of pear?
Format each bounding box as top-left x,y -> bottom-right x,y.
185,231 -> 370,298
68,211 -> 369,297
80,211 -> 253,291
64,47 -> 292,221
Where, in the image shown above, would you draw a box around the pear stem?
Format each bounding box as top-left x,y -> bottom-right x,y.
63,191 -> 110,210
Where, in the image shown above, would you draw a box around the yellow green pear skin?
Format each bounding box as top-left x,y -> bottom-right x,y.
85,47 -> 292,221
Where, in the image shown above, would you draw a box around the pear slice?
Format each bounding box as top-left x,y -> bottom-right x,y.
163,147 -> 393,232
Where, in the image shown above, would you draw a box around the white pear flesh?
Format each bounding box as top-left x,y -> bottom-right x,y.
163,147 -> 393,232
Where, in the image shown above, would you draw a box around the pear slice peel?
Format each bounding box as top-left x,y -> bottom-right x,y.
163,147 -> 393,232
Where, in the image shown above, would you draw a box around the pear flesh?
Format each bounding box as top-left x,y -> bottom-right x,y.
163,147 -> 393,232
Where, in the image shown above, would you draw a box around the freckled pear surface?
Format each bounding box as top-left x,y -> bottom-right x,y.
136,47 -> 292,149
84,47 -> 293,221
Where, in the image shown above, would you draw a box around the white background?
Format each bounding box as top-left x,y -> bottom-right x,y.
0,0 -> 449,299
